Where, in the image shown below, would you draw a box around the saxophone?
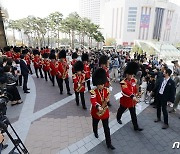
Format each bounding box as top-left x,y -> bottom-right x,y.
96,90 -> 110,117
76,75 -> 84,92
62,63 -> 68,80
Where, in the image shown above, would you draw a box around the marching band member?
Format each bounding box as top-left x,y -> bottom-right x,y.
42,53 -> 51,81
24,50 -> 33,74
116,62 -> 143,131
90,68 -> 115,150
73,61 -> 87,109
82,53 -> 91,91
99,55 -> 112,106
71,52 -> 78,75
49,52 -> 58,86
32,49 -> 44,78
57,50 -> 72,95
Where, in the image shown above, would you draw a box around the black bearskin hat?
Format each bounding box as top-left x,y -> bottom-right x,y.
22,49 -> 28,55
59,49 -> 66,59
74,61 -> 84,72
81,53 -> 89,62
33,49 -> 40,55
124,62 -> 139,75
49,53 -> 56,60
72,52 -> 78,59
14,47 -> 21,53
3,46 -> 10,52
99,55 -> 108,66
92,68 -> 107,86
43,53 -> 49,59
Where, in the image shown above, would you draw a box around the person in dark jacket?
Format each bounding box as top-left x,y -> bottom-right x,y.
4,66 -> 23,106
154,68 -> 176,129
20,54 -> 30,93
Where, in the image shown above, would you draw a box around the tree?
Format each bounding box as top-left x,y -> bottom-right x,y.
105,38 -> 116,46
62,12 -> 81,49
48,12 -> 63,47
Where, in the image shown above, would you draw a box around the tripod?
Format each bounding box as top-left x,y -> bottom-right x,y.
0,116 -> 29,154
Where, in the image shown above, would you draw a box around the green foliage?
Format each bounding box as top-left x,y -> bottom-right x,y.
6,12 -> 104,48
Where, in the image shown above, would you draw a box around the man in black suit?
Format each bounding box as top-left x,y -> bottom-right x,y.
154,68 -> 176,129
20,54 -> 30,93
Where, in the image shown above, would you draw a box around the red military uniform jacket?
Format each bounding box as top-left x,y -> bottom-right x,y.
90,88 -> 110,120
101,66 -> 110,88
71,59 -> 77,74
58,59 -> 69,79
40,49 -> 45,55
5,51 -> 13,58
50,60 -> 58,76
73,73 -> 85,92
25,54 -> 31,65
84,63 -> 91,79
42,59 -> 50,72
14,53 -> 20,61
44,49 -> 50,54
33,55 -> 41,68
120,78 -> 137,108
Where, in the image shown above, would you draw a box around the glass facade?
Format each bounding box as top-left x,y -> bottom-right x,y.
127,7 -> 137,32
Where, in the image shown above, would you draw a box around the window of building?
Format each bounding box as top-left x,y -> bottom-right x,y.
129,7 -> 137,10
127,7 -> 137,32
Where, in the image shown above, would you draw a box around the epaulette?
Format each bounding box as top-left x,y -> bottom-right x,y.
90,90 -> 96,95
120,80 -> 127,88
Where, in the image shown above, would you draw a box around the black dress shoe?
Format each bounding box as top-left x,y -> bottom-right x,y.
67,92 -> 72,96
76,102 -> 79,106
162,124 -> 169,129
117,120 -> 122,124
83,106 -> 87,110
154,119 -> 161,123
134,128 -> 143,131
107,145 -> 115,150
94,133 -> 99,138
26,88 -> 30,90
24,91 -> 30,93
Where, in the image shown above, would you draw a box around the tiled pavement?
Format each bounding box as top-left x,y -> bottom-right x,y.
2,69 -> 180,154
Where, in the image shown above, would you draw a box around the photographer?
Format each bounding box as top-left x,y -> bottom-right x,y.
4,66 -> 23,106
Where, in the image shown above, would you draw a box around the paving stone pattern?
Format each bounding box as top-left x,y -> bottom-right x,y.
87,106 -> 180,154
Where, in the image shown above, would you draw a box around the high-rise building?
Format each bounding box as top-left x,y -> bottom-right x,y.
80,0 -> 104,25
102,0 -> 180,45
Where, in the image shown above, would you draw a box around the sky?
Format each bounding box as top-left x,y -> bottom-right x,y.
0,0 -> 180,20
0,0 -> 79,19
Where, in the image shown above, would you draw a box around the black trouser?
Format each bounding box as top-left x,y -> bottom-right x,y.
92,117 -> 111,146
75,92 -> 86,107
22,74 -> 28,92
57,78 -> 71,93
51,75 -> 55,86
35,67 -> 43,78
157,94 -> 168,125
27,65 -> 33,74
86,78 -> 91,91
44,70 -> 51,81
116,104 -> 139,129
16,75 -> 22,86
6,85 -> 21,101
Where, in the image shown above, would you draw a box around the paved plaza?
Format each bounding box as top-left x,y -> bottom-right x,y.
2,72 -> 180,154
